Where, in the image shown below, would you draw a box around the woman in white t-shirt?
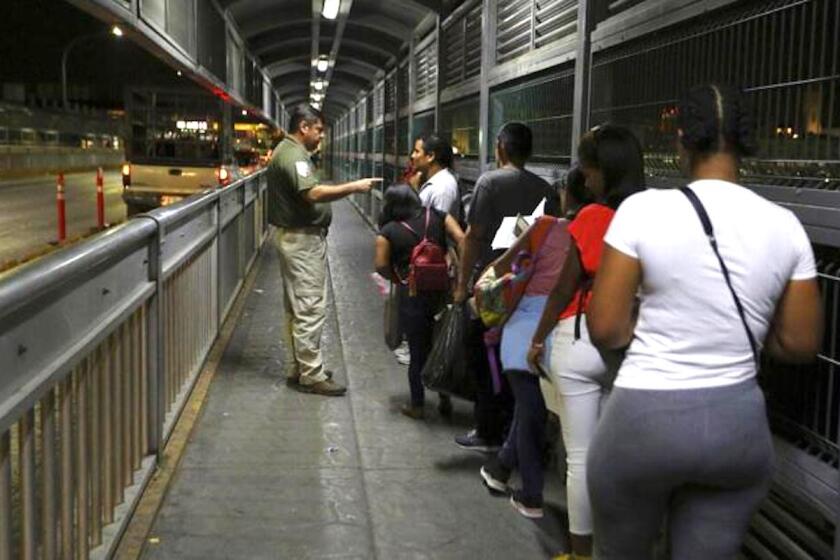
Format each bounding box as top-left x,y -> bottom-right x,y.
585,85 -> 823,559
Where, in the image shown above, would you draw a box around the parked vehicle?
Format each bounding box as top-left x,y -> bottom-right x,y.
121,88 -> 239,215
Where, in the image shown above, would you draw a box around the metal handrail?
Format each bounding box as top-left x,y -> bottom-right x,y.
0,168 -> 269,559
0,221 -> 156,322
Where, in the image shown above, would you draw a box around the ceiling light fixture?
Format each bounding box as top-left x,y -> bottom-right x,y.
317,58 -> 329,72
313,81 -> 324,91
111,25 -> 124,37
322,0 -> 340,20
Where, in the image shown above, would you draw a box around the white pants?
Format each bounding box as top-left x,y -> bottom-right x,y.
274,227 -> 328,385
547,315 -> 616,536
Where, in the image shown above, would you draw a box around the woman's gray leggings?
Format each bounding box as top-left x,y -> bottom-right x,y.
587,379 -> 774,560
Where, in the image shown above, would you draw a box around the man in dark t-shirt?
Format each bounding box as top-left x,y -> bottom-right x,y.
453,122 -> 553,451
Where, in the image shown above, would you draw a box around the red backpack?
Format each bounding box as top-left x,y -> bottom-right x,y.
398,208 -> 450,295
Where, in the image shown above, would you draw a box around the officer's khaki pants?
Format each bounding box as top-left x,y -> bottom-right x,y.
274,228 -> 328,386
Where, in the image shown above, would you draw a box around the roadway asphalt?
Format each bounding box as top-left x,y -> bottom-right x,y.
0,170 -> 126,265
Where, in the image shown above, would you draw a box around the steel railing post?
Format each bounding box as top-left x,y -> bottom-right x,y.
571,0 -> 596,161
239,183 -> 246,280
216,194 -> 223,335
478,0 -> 495,174
146,221 -> 165,460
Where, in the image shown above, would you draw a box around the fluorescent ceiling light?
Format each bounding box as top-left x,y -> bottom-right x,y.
322,0 -> 340,20
317,58 -> 329,72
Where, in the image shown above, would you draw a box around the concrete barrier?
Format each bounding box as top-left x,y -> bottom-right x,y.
0,145 -> 123,178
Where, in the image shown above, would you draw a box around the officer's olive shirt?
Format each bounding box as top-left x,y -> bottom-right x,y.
267,136 -> 332,229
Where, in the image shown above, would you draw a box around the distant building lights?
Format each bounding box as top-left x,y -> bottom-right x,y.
322,0 -> 340,20
176,120 -> 208,131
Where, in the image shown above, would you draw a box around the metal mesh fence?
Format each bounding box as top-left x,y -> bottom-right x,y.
489,66 -> 576,163
761,244 -> 840,470
591,0 -> 840,188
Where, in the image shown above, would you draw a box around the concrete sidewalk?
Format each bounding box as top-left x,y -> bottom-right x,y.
141,200 -> 567,559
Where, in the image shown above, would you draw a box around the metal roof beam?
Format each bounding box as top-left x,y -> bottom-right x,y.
266,57 -> 380,80
399,0 -> 443,13
309,0 -> 323,103
256,37 -> 393,66
244,17 -> 409,44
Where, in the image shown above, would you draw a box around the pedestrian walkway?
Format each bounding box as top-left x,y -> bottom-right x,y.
140,200 -> 568,559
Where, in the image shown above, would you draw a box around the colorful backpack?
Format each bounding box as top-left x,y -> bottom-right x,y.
474,217 -> 560,327
398,208 -> 450,295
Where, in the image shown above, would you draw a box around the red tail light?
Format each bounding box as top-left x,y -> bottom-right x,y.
121,163 -> 131,187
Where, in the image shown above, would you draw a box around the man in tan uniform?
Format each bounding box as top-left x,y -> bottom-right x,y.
268,104 -> 380,396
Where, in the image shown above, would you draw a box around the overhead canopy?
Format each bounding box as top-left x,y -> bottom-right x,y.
220,0 -> 456,122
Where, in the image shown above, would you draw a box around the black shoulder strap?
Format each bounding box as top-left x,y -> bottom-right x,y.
573,278 -> 592,341
680,187 -> 760,366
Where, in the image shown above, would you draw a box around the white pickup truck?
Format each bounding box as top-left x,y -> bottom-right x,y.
121,89 -> 239,215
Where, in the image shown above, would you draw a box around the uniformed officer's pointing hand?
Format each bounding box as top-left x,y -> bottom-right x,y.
353,178 -> 383,193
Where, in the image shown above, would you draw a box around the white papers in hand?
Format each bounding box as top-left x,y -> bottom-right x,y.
531,198 -> 546,218
490,198 -> 546,250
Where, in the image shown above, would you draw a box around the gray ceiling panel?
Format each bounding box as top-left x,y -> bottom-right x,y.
219,0 -> 458,122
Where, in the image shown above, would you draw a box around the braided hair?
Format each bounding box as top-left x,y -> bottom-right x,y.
677,85 -> 757,161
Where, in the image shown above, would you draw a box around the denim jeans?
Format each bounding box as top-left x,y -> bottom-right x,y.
498,370 -> 547,500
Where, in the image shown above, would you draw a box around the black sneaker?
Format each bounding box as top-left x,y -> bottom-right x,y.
454,429 -> 501,453
510,490 -> 544,519
480,458 -> 511,495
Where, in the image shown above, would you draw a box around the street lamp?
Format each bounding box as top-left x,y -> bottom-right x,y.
61,25 -> 123,110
